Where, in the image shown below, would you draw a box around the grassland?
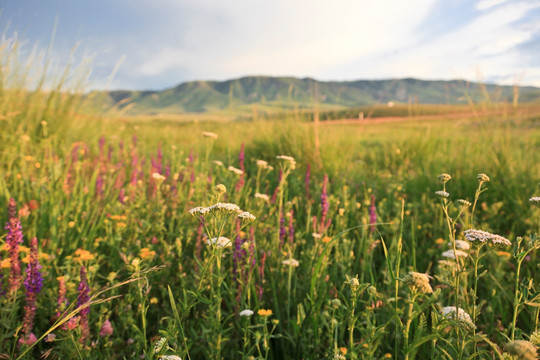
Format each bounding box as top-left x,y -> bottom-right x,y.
1,43 -> 540,360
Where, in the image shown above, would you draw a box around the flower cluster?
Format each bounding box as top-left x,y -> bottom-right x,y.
281,258 -> 300,267
440,306 -> 475,330
441,249 -> 468,259
205,237 -> 233,248
435,190 -> 449,198
463,229 -> 511,246
438,173 -> 452,183
530,196 -> 540,208
403,271 -> 433,294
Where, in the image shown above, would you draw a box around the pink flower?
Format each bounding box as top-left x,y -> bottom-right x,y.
99,319 -> 113,337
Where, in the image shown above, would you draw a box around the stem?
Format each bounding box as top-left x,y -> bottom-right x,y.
511,258 -> 523,341
403,295 -> 415,360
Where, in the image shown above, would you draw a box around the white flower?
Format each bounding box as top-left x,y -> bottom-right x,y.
202,131 -> 218,139
255,193 -> 270,202
206,237 -> 232,248
451,240 -> 470,251
228,166 -> 244,175
438,173 -> 452,182
256,159 -> 268,168
529,196 -> 540,208
435,190 -> 449,198
188,206 -> 211,216
213,160 -> 224,167
312,233 -> 322,239
159,356 -> 182,360
239,309 -> 254,317
463,229 -> 511,246
238,211 -> 256,222
457,199 -> 472,207
281,258 -> 300,267
152,172 -> 166,182
477,173 -> 490,182
440,306 -> 475,329
209,202 -> 241,213
276,155 -> 296,169
442,249 -> 468,259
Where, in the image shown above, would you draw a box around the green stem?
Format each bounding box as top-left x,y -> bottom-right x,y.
511,259 -> 523,341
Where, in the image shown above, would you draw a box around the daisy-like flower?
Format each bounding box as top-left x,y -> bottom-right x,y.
442,249 -> 468,259
206,237 -> 232,248
255,193 -> 270,202
227,166 -> 243,175
477,173 -> 490,182
258,309 -> 273,316
440,306 -> 475,330
463,229 -> 511,246
438,173 -> 452,183
403,271 -> 433,294
451,240 -> 471,251
202,131 -> 218,139
239,309 -> 254,317
281,258 -> 300,267
530,196 -> 540,208
238,211 -> 256,222
435,190 -> 450,198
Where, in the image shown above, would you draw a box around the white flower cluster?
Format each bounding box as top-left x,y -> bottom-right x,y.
256,159 -> 268,168
477,173 -> 490,182
228,166 -> 244,175
281,258 -> 300,267
463,229 -> 511,246
255,193 -> 270,202
435,190 -> 450,198
239,309 -> 254,317
238,211 -> 256,221
440,306 -> 475,329
438,173 -> 452,182
206,236 -> 232,248
213,160 -> 224,167
457,199 -> 471,207
441,249 -> 468,259
451,240 -> 471,251
530,196 -> 540,208
202,131 -> 218,139
188,202 -> 241,217
276,155 -> 296,169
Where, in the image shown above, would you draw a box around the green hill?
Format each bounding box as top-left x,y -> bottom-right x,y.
97,76 -> 540,115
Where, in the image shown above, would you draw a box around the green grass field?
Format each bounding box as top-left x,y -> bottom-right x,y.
1,43 -> 540,360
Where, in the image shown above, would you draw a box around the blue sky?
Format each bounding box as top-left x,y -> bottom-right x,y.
1,0 -> 539,90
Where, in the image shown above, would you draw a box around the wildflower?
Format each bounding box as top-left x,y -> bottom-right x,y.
281,258 -> 300,267
256,159 -> 268,168
369,194 -> 377,233
150,297 -> 159,304
21,237 -> 43,337
100,319 -> 113,337
56,276 -> 69,328
440,306 -> 475,330
458,199 -> 472,207
206,237 -> 232,248
188,206 -> 210,217
159,356 -> 182,360
477,173 -> 490,182
330,299 -> 342,308
238,211 -> 256,222
228,166 -> 243,175
5,198 -> 23,295
438,173 -> 452,183
208,202 -> 241,213
19,332 -> 37,346
403,271 -> 433,294
152,172 -> 166,182
333,354 -> 346,360
529,196 -> 540,208
258,309 -> 273,316
78,266 -> 90,344
340,347 -> 347,355
451,240 -> 471,251
504,340 -> 537,360
139,248 -> 156,260
202,131 -> 218,139
496,251 -> 511,257
45,333 -> 56,342
435,190 -> 450,198
312,233 -> 322,239
435,238 -> 444,245
438,259 -> 457,267
74,249 -> 95,262
320,174 -> 330,228
442,249 -> 468,259
346,275 -> 361,291
322,236 -> 332,244
213,160 -> 224,167
239,309 -> 254,317
255,193 -> 270,202
214,184 -> 227,195
68,221 -> 76,228
463,229 -> 511,246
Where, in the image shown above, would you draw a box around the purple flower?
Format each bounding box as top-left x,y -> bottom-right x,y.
279,213 -> 287,249
99,319 -> 113,337
96,175 -> 104,197
78,266 -> 90,344
288,209 -> 295,245
5,198 -> 23,295
22,237 -> 43,335
305,164 -> 311,199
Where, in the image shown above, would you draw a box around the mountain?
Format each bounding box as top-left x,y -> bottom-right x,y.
97,76 -> 540,115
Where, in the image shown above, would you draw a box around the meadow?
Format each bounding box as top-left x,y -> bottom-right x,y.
1,46 -> 540,360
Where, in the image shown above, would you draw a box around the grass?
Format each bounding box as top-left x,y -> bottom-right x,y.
0,37 -> 540,360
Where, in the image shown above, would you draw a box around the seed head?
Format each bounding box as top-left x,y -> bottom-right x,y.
438,173 -> 452,183
403,271 -> 433,294
214,184 -> 227,195
504,340 -> 537,360
477,173 -> 490,182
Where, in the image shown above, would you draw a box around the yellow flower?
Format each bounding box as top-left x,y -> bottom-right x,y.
39,253 -> 51,260
116,222 -> 127,229
150,297 -> 159,304
1,258 -> 11,269
340,347 -> 347,355
19,245 -> 30,253
257,309 -> 273,316
68,221 -> 76,228
322,236 -> 332,244
34,162 -> 41,169
139,248 -> 156,260
384,354 -> 392,359
435,238 -> 444,245
362,343 -> 369,348
74,249 -> 95,261
496,251 -> 511,257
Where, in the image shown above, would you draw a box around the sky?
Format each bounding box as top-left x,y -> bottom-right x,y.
1,0 -> 540,90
